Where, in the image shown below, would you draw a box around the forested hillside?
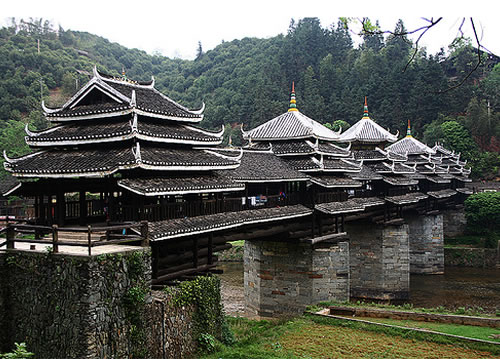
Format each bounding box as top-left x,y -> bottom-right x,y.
0,17 -> 499,178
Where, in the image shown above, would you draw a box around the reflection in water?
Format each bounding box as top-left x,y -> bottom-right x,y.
410,267 -> 500,313
217,262 -> 500,316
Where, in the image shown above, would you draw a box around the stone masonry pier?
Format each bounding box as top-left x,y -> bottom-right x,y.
407,213 -> 444,274
244,239 -> 349,317
347,220 -> 410,301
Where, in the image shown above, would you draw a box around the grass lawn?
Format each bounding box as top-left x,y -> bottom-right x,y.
199,316 -> 499,359
343,316 -> 500,342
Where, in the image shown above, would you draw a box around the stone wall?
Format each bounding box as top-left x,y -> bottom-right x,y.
407,214 -> 444,274
347,221 -> 409,300
442,208 -> 467,238
149,291 -> 196,359
0,248 -> 151,359
244,239 -> 349,317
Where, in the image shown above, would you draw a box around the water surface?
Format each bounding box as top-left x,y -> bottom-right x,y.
217,262 -> 500,315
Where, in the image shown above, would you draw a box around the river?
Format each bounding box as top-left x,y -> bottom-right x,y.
217,262 -> 500,316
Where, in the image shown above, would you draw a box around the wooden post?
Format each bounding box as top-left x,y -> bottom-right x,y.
56,190 -> 65,227
79,190 -> 87,226
140,220 -> 149,247
341,214 -> 345,233
335,215 -> 339,233
318,213 -> 323,236
193,238 -> 199,268
208,233 -> 213,265
152,243 -> 159,279
52,224 -> 59,253
311,213 -> 316,238
87,225 -> 92,256
6,224 -> 15,249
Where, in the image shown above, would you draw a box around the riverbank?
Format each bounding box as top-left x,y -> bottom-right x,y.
199,315 -> 499,358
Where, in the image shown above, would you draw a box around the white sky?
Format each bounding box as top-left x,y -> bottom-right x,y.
3,0 -> 500,60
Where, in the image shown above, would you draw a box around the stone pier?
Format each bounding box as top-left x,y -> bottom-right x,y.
347,221 -> 410,301
244,239 -> 349,317
407,214 -> 444,274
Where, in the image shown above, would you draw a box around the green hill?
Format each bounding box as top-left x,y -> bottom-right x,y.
0,17 -> 498,178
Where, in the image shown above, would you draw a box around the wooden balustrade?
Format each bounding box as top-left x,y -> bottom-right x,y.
0,221 -> 148,255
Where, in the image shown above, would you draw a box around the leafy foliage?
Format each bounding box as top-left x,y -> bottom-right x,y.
0,17 -> 498,178
464,192 -> 500,236
165,275 -> 234,351
0,343 -> 34,359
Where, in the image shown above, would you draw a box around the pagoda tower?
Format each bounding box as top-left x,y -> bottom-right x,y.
3,67 -> 243,226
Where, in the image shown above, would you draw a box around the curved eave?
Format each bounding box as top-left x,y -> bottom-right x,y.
309,178 -> 362,188
2,182 -> 22,196
233,177 -> 309,183
46,107 -> 203,123
6,162 -> 240,178
117,182 -> 245,197
25,133 -> 223,147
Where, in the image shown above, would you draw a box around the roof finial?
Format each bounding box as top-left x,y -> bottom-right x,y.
406,119 -> 412,137
363,96 -> 369,118
122,66 -> 127,80
288,81 -> 298,112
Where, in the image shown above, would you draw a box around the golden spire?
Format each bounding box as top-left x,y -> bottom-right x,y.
288,82 -> 298,112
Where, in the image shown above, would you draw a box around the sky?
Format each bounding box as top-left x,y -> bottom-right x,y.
3,0 -> 500,60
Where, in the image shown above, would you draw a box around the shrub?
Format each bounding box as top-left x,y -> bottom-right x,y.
464,192 -> 500,235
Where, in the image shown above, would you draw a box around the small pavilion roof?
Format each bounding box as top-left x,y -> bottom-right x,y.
338,98 -> 398,143
117,172 -> 244,196
385,192 -> 428,205
427,189 -> 457,199
242,84 -> 341,141
242,110 -> 341,141
386,120 -> 435,155
309,175 -> 363,188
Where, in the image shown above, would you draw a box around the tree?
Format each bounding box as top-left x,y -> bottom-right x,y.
196,41 -> 203,60
440,120 -> 478,161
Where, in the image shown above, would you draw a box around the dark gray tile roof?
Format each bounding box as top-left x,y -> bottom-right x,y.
382,176 -> 418,186
271,140 -> 315,155
149,204 -> 313,240
281,157 -> 321,171
243,111 -> 340,141
0,174 -> 21,196
323,158 -> 361,172
385,192 -> 428,205
5,145 -> 238,177
105,80 -> 198,118
310,175 -> 362,188
386,136 -> 435,155
5,147 -> 135,175
315,199 -> 365,215
338,117 -> 398,143
427,189 -> 456,199
118,172 -> 244,196
353,150 -> 386,161
348,165 -> 383,180
229,151 -> 309,182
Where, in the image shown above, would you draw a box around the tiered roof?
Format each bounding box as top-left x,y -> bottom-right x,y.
242,84 -> 360,181
338,98 -> 398,144
386,121 -> 471,183
4,67 -> 240,195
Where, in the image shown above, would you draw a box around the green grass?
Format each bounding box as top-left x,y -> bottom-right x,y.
197,315 -> 500,358
346,316 -> 500,342
310,300 -> 497,318
229,240 -> 245,247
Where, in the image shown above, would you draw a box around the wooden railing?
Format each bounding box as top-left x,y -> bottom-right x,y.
0,221 -> 148,256
110,193 -> 302,222
316,192 -> 348,204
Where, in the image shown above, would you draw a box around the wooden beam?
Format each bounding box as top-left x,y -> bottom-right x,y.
152,264 -> 218,284
299,232 -> 348,245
